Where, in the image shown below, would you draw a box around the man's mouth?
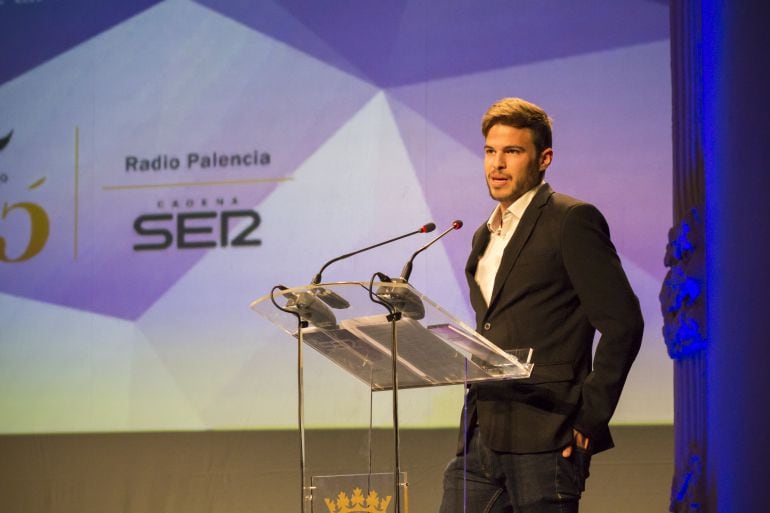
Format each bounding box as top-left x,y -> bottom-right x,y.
489,175 -> 509,187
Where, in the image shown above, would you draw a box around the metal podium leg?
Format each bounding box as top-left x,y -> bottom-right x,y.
389,313 -> 402,513
297,325 -> 308,513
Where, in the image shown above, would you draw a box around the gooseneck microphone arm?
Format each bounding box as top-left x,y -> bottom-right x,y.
311,222 -> 435,285
400,220 -> 463,282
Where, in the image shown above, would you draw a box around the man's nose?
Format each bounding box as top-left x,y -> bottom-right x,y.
494,153 -> 506,168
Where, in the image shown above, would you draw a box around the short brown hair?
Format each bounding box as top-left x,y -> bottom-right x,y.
481,97 -> 553,155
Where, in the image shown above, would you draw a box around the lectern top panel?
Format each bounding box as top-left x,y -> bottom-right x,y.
251,281 -> 533,389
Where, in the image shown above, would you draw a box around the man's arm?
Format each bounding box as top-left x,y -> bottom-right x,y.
560,203 -> 644,444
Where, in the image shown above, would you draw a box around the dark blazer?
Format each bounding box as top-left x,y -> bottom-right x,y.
462,183 -> 643,454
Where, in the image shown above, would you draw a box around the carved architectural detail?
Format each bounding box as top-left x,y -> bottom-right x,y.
661,208 -> 705,358
670,449 -> 704,512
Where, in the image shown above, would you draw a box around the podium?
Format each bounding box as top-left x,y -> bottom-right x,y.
251,281 -> 534,512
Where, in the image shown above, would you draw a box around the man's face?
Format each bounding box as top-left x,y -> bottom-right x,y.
484,124 -> 553,209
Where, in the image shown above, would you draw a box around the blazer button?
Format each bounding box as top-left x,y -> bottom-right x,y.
483,322 -> 491,331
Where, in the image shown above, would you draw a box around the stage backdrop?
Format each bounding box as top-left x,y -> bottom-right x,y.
0,0 -> 672,434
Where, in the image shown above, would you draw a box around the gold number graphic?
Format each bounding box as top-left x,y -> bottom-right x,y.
0,200 -> 50,262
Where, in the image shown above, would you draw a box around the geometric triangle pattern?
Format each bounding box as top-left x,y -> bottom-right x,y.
0,0 -> 672,433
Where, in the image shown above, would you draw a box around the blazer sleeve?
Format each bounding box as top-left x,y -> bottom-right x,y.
560,203 -> 644,440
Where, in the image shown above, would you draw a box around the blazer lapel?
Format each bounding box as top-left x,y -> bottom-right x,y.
466,225 -> 491,311
486,184 -> 554,312
466,226 -> 490,278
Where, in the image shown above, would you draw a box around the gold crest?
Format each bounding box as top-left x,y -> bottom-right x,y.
324,487 -> 392,513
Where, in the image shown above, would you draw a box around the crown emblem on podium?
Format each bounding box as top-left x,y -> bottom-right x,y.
324,487 -> 392,513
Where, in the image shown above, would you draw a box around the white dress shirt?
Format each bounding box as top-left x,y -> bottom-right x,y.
475,182 -> 545,306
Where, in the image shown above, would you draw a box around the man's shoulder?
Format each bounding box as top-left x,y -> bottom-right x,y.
544,190 -> 612,240
545,190 -> 605,219
548,190 -> 589,210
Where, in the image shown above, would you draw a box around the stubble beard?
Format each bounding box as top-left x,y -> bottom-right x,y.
487,164 -> 542,208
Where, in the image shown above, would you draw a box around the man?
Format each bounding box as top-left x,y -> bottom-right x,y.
439,98 -> 644,513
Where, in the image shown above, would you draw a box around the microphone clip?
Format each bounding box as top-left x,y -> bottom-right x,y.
374,275 -> 426,320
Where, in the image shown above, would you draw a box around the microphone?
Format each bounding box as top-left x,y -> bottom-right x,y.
400,219 -> 463,281
374,220 -> 463,320
310,222 -> 435,285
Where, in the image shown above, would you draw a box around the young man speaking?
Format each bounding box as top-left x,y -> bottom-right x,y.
439,98 -> 643,513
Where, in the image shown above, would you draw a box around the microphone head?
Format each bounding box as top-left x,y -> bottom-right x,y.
452,220 -> 463,230
421,222 -> 436,233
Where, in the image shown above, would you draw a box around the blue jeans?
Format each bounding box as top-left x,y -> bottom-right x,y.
438,428 -> 590,513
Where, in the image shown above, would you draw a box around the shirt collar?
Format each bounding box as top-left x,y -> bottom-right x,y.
486,181 -> 546,233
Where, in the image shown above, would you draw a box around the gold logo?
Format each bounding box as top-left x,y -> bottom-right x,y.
0,130 -> 51,263
1,178 -> 50,263
324,487 -> 392,513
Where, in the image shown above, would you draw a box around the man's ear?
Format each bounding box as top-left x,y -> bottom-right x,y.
539,148 -> 554,171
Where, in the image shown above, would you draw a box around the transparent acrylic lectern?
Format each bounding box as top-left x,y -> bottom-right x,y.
251,281 -> 534,513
